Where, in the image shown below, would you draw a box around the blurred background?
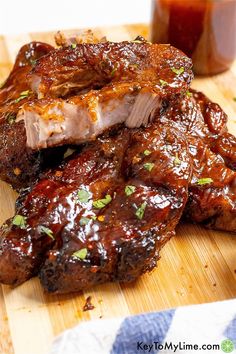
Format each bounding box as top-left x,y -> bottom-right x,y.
0,0 -> 151,35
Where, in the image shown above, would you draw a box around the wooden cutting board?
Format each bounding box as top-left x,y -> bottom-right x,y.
0,24 -> 236,354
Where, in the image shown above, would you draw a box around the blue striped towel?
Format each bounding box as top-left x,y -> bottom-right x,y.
51,299 -> 236,354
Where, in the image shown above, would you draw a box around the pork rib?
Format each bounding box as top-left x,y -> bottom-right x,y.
161,89 -> 236,232
0,120 -> 191,292
29,39 -> 193,99
0,42 -> 64,190
20,41 -> 193,150
18,83 -> 162,149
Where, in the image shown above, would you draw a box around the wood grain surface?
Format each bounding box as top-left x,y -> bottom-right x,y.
0,24 -> 235,354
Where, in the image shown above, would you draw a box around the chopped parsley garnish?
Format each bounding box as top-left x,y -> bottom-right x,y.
63,148 -> 76,159
159,79 -> 168,87
174,153 -> 181,166
6,113 -> 16,124
111,67 -> 117,76
30,59 -> 37,66
197,178 -> 213,185
77,189 -> 91,203
171,67 -> 184,75
12,215 -> 27,229
186,91 -> 192,97
143,149 -> 151,156
93,194 -> 112,209
233,97 -> 236,102
144,162 -> 154,172
39,225 -> 54,239
125,185 -> 136,196
72,248 -> 88,260
79,217 -> 90,226
71,43 -> 77,49
135,202 -> 147,220
15,90 -> 30,103
91,215 -> 97,220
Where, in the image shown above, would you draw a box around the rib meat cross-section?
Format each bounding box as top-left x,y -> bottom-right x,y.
0,42 -> 66,190
19,39 -> 193,150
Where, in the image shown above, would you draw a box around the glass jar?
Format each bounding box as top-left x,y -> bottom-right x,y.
150,0 -> 236,75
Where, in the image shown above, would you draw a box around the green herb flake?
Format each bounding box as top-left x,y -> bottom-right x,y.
111,67 -> 117,77
63,148 -> 76,159
171,67 -> 185,75
233,97 -> 236,102
93,194 -> 112,209
40,225 -> 54,239
6,113 -> 16,124
174,153 -> 181,166
79,217 -> 90,226
197,178 -> 213,185
71,43 -> 77,49
91,215 -> 97,221
72,248 -> 88,260
15,90 -> 30,103
12,215 -> 27,229
135,202 -> 147,220
30,59 -> 37,66
159,79 -> 168,87
125,185 -> 136,196
77,189 -> 91,203
186,91 -> 192,97
144,162 -> 154,172
143,149 -> 151,156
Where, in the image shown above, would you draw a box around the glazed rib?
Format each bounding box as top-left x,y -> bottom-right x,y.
0,42 -> 61,190
0,120 -> 191,292
20,40 -> 193,150
162,89 -> 236,232
0,39 -> 193,184
29,40 -> 193,99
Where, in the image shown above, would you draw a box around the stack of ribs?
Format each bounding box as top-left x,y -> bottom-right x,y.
0,36 -> 235,293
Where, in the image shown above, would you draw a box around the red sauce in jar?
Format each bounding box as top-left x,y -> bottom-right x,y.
151,0 -> 236,75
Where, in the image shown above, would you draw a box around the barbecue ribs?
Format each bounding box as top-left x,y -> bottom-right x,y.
0,120 -> 191,292
0,39 -> 193,187
0,35 -> 236,295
